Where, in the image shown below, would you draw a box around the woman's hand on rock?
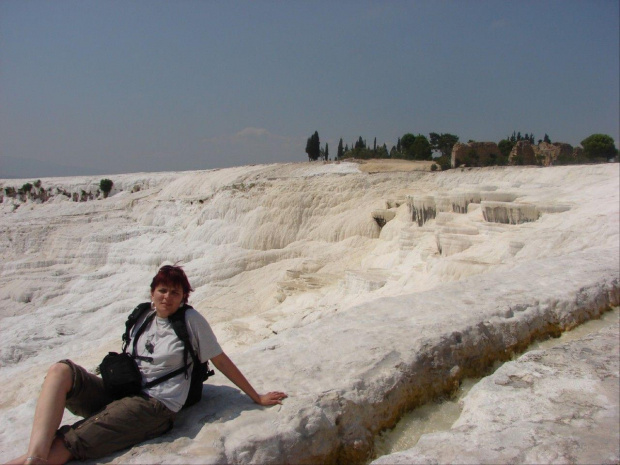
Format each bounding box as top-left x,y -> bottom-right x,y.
257,391 -> 287,406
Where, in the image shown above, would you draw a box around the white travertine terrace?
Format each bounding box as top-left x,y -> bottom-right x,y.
372,314 -> 619,465
481,201 -> 540,224
0,162 -> 618,463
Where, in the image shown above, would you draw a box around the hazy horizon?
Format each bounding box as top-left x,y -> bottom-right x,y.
1,0 -> 618,179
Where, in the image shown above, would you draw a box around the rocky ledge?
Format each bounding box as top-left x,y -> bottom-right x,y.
373,314 -> 620,465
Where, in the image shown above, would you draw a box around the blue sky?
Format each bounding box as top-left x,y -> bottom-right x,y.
1,0 -> 618,177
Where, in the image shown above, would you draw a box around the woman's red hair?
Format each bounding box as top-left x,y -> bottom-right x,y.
150,265 -> 194,304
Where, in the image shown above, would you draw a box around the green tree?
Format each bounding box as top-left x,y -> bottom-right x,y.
462,148 -> 480,166
436,155 -> 451,170
400,133 -> 416,157
410,135 -> 432,160
429,132 -> 459,158
375,144 -> 389,159
498,139 -> 515,159
337,138 -> 344,160
324,143 -> 329,161
580,134 -> 618,161
544,134 -> 551,143
305,131 -> 321,161
100,179 -> 114,198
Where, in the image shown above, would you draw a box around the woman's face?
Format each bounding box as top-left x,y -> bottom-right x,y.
151,282 -> 185,318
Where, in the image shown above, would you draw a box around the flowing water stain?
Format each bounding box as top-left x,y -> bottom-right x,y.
373,306 -> 620,460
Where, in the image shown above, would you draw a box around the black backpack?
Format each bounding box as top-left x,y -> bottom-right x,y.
122,302 -> 215,409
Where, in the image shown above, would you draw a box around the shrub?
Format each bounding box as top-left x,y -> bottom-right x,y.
498,139 -> 514,159
488,153 -> 508,167
462,149 -> 480,167
99,179 -> 114,198
431,164 -> 438,171
436,155 -> 452,170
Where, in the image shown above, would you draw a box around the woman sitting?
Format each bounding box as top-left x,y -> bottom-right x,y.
9,265 -> 287,464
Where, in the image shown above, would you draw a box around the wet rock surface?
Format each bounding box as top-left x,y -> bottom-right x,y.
373,317 -> 620,465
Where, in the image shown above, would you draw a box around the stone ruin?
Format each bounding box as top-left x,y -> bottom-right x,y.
451,142 -> 502,168
533,142 -> 584,166
452,140 -> 587,168
508,140 -> 537,165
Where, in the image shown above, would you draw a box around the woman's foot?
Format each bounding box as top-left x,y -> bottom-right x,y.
24,456 -> 48,465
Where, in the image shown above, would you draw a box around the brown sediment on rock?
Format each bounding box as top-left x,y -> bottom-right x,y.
227,249 -> 619,465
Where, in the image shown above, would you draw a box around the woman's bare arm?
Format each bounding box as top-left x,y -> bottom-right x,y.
210,352 -> 287,406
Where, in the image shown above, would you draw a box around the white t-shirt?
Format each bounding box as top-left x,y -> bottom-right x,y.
131,307 -> 223,412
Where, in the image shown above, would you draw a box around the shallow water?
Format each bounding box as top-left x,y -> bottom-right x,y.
373,378 -> 477,458
373,306 -> 620,459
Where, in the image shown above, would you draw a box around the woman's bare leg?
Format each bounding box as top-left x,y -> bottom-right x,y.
8,431 -> 73,465
6,454 -> 28,465
8,363 -> 75,464
45,436 -> 73,464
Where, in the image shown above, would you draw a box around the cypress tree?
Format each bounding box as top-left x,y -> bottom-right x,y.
305,131 -> 321,161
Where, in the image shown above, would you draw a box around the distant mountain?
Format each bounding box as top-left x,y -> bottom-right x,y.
0,156 -> 108,179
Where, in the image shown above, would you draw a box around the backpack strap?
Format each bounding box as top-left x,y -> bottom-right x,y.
118,302 -> 213,393
168,305 -> 196,379
122,302 -> 152,353
143,365 -> 187,388
131,312 -> 156,363
169,305 -> 215,386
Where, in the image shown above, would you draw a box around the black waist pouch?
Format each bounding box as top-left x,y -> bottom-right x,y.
100,352 -> 143,399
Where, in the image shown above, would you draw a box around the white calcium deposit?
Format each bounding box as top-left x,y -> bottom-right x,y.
372,314 -> 620,465
0,162 -> 618,464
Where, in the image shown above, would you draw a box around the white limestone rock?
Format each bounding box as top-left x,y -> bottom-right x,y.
0,163 -> 618,464
481,201 -> 540,224
372,318 -> 620,465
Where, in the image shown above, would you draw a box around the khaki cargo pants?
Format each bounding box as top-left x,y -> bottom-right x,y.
57,359 -> 176,460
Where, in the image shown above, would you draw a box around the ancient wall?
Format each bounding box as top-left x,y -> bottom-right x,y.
533,142 -> 576,166
451,142 -> 502,168
508,140 -> 537,165
448,139 -> 604,168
